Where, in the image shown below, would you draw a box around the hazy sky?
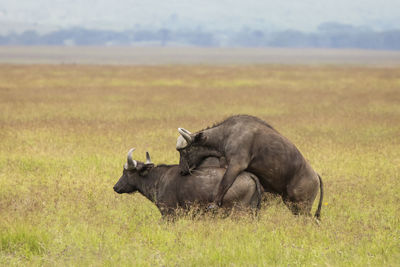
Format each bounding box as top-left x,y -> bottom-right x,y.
0,0 -> 399,33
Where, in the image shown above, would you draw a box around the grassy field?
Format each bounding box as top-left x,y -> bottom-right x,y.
0,64 -> 399,266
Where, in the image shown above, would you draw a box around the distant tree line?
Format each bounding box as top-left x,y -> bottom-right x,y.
1,22 -> 399,50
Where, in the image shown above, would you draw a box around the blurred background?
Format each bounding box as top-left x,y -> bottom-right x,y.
1,0 -> 399,49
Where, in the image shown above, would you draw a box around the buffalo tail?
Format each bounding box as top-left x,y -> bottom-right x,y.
314,173 -> 324,219
248,173 -> 264,210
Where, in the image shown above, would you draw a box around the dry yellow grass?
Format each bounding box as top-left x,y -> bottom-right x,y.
0,64 -> 399,266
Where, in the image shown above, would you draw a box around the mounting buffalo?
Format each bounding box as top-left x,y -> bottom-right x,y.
176,115 -> 324,218
113,148 -> 263,217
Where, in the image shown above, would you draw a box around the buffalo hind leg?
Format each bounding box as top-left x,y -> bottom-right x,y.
284,171 -> 319,216
283,198 -> 312,216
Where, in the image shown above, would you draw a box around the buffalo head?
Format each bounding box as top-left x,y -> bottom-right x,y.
176,128 -> 221,175
113,148 -> 154,194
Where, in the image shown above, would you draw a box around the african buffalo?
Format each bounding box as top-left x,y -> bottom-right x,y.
176,115 -> 324,218
113,148 -> 263,217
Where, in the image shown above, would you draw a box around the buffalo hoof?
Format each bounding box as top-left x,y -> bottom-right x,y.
207,203 -> 219,212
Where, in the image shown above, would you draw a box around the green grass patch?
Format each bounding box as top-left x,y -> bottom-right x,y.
0,225 -> 49,257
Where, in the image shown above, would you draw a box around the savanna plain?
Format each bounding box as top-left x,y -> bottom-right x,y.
0,63 -> 399,266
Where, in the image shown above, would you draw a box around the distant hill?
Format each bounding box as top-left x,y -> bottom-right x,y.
1,23 -> 399,50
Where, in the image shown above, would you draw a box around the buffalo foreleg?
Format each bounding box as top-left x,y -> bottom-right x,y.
215,160 -> 247,206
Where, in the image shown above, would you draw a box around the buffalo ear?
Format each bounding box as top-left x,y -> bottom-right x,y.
194,132 -> 207,144
138,163 -> 154,176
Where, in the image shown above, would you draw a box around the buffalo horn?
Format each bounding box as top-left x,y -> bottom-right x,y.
178,128 -> 192,144
125,148 -> 137,170
145,152 -> 152,164
176,135 -> 187,150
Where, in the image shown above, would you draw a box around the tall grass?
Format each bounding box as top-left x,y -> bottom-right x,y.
0,64 -> 399,266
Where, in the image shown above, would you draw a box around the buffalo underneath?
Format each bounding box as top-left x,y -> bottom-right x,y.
177,115 -> 324,218
113,148 -> 263,217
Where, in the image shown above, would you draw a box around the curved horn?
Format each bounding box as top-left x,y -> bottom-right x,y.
176,135 -> 187,150
145,152 -> 152,164
178,128 -> 192,144
125,148 -> 137,170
